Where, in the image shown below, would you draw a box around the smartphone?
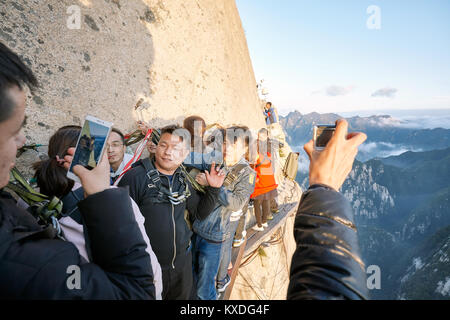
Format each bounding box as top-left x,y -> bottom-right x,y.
67,115 -> 113,183
313,124 -> 336,150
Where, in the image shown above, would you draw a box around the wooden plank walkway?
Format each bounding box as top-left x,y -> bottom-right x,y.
220,200 -> 300,300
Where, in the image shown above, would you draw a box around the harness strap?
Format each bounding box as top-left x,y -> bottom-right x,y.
7,168 -> 63,235
113,128 -> 153,186
141,158 -> 191,205
223,163 -> 247,188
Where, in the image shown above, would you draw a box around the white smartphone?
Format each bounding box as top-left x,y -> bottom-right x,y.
67,115 -> 113,183
313,124 -> 336,151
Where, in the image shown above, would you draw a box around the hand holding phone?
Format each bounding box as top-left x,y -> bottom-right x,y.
305,120 -> 367,191
67,115 -> 113,184
64,147 -> 111,196
313,125 -> 336,150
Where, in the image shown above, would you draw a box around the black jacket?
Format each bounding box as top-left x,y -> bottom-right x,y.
118,158 -> 220,269
0,188 -> 155,299
287,184 -> 369,300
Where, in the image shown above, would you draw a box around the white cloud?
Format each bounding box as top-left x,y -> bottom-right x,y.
436,277 -> 450,296
371,87 -> 398,98
325,85 -> 354,96
357,142 -> 423,161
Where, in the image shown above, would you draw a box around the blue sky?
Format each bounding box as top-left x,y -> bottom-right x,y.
236,0 -> 450,116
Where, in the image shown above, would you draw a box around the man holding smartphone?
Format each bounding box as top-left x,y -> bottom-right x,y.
0,42 -> 155,299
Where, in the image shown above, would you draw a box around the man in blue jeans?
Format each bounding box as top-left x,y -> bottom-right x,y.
216,208 -> 243,294
191,126 -> 256,300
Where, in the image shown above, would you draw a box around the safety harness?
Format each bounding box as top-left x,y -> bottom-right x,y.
223,163 -> 248,188
141,158 -> 192,205
7,167 -> 64,238
119,127 -> 206,193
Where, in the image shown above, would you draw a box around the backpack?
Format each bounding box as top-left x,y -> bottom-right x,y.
283,152 -> 300,181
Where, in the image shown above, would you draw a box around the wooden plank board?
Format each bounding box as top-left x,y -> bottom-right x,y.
222,236 -> 247,300
221,200 -> 300,300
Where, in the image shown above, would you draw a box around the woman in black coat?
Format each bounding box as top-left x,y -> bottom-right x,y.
0,42 -> 154,299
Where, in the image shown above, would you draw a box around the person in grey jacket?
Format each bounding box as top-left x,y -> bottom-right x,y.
288,119 -> 369,300
192,126 -> 256,300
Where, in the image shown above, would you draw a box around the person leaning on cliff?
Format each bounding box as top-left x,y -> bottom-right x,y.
0,42 -> 155,299
118,124 -> 226,300
263,102 -> 278,126
287,119 -> 369,300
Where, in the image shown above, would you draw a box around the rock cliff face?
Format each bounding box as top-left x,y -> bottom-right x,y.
1,0 -> 265,145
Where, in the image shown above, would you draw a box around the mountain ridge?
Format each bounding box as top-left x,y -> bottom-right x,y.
285,112 -> 450,299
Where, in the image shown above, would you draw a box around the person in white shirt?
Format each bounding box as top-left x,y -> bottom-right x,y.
107,128 -> 133,184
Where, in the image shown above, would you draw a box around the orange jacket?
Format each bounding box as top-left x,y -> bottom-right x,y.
250,152 -> 278,199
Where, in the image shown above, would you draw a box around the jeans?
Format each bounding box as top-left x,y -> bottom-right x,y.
192,233 -> 222,300
217,218 -> 240,283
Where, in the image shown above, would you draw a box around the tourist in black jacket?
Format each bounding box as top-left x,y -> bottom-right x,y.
0,42 -> 154,299
288,119 -> 369,300
118,125 -> 225,300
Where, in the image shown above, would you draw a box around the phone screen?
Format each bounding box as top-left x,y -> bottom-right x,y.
315,126 -> 335,148
69,118 -> 110,172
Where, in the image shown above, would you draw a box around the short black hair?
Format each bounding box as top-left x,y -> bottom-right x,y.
160,124 -> 183,136
111,127 -> 125,145
160,124 -> 190,146
0,42 -> 38,123
266,102 -> 272,107
258,127 -> 269,135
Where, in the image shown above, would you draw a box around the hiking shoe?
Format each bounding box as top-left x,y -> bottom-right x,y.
262,222 -> 269,228
267,215 -> 274,220
233,237 -> 245,248
217,275 -> 231,293
252,225 -> 264,232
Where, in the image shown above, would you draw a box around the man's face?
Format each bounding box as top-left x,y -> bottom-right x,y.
0,86 -> 27,188
146,140 -> 157,154
258,131 -> 268,142
224,138 -> 245,166
106,131 -> 125,166
155,132 -> 189,173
